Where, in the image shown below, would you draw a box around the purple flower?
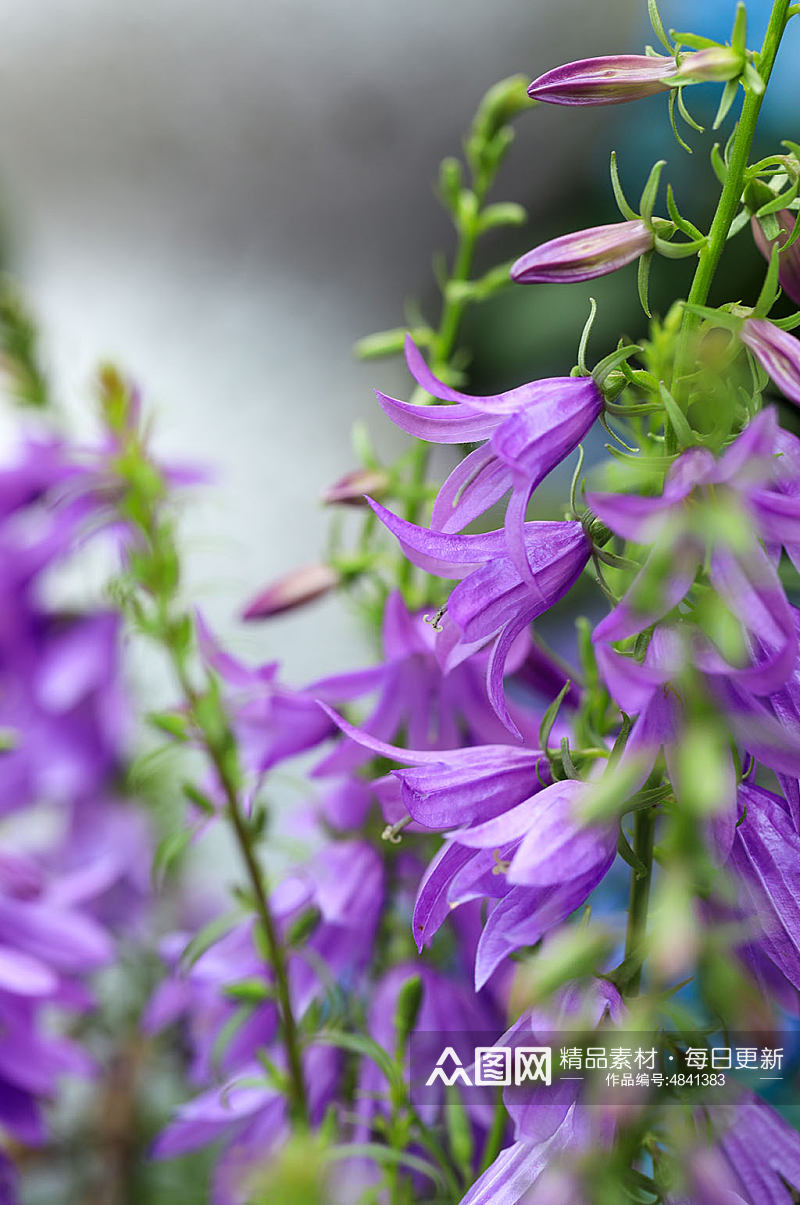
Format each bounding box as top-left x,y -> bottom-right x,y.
147,840 -> 384,1082
740,318 -> 800,407
152,1045 -> 341,1205
752,211 -> 800,306
0,849 -> 113,1175
710,1092 -> 800,1201
196,614 -> 334,776
724,782 -> 800,1008
589,411 -> 800,694
322,466 -> 390,506
367,502 -> 591,733
376,337 -> 602,541
311,590 -> 542,777
528,54 -> 675,106
320,709 -> 615,987
511,221 -> 654,285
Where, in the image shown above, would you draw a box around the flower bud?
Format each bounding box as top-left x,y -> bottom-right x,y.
511,220 -> 654,285
751,209 -> 800,306
241,562 -> 340,620
528,54 -> 675,106
740,317 -> 800,407
321,467 -> 389,506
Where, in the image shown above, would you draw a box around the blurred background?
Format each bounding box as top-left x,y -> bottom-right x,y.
2,0 -> 795,686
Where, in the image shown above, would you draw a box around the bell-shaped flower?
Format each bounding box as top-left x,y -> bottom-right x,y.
367,501 -> 591,733
376,337 -> 602,546
310,589 -> 541,778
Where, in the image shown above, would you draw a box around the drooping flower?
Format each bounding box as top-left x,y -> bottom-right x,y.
320,710 -> 616,988
511,221 -> 654,285
588,410 -> 800,694
707,1093 -> 800,1201
195,614 -> 334,779
147,840 -> 384,1083
740,318 -> 800,407
366,502 -> 591,732
311,590 -> 542,777
376,336 -> 602,544
458,981 -> 623,1204
724,782 -> 800,1010
751,210 -> 800,306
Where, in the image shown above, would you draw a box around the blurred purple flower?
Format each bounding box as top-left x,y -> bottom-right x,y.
311,590 -> 541,777
241,562 -> 341,620
589,411 -> 800,694
751,211 -> 800,306
741,319 -> 800,407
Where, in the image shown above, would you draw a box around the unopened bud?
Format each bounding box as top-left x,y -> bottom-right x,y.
241,562 -> 340,620
322,467 -> 389,506
512,220 -> 654,285
529,54 -> 674,107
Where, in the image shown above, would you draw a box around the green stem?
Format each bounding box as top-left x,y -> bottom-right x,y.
623,807 -> 657,996
668,0 -> 791,450
172,656 -> 310,1126
397,196 -> 486,595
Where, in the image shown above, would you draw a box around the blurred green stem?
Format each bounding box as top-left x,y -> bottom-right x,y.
623,807 -> 656,996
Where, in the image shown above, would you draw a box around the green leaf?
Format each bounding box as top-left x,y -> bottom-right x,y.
326,1144 -> 446,1191
477,202 -> 527,232
147,710 -> 189,740
223,978 -> 273,1003
312,1031 -> 405,1093
639,160 -> 666,224
182,781 -> 217,815
180,909 -> 245,970
637,251 -> 654,319
152,828 -> 193,885
445,1083 -> 475,1177
393,974 -> 424,1047
648,0 -> 673,52
539,681 -> 572,753
713,78 -> 741,130
609,152 -> 638,221
353,326 -> 432,360
658,382 -> 693,448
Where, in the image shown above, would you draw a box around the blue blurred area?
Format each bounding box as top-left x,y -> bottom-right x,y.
667,0 -> 800,120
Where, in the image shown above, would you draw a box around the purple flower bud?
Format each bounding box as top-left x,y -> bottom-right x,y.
751,210 -> 800,306
511,220 -> 654,285
321,467 -> 390,506
528,54 -> 675,107
241,563 -> 340,620
740,318 -> 800,407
